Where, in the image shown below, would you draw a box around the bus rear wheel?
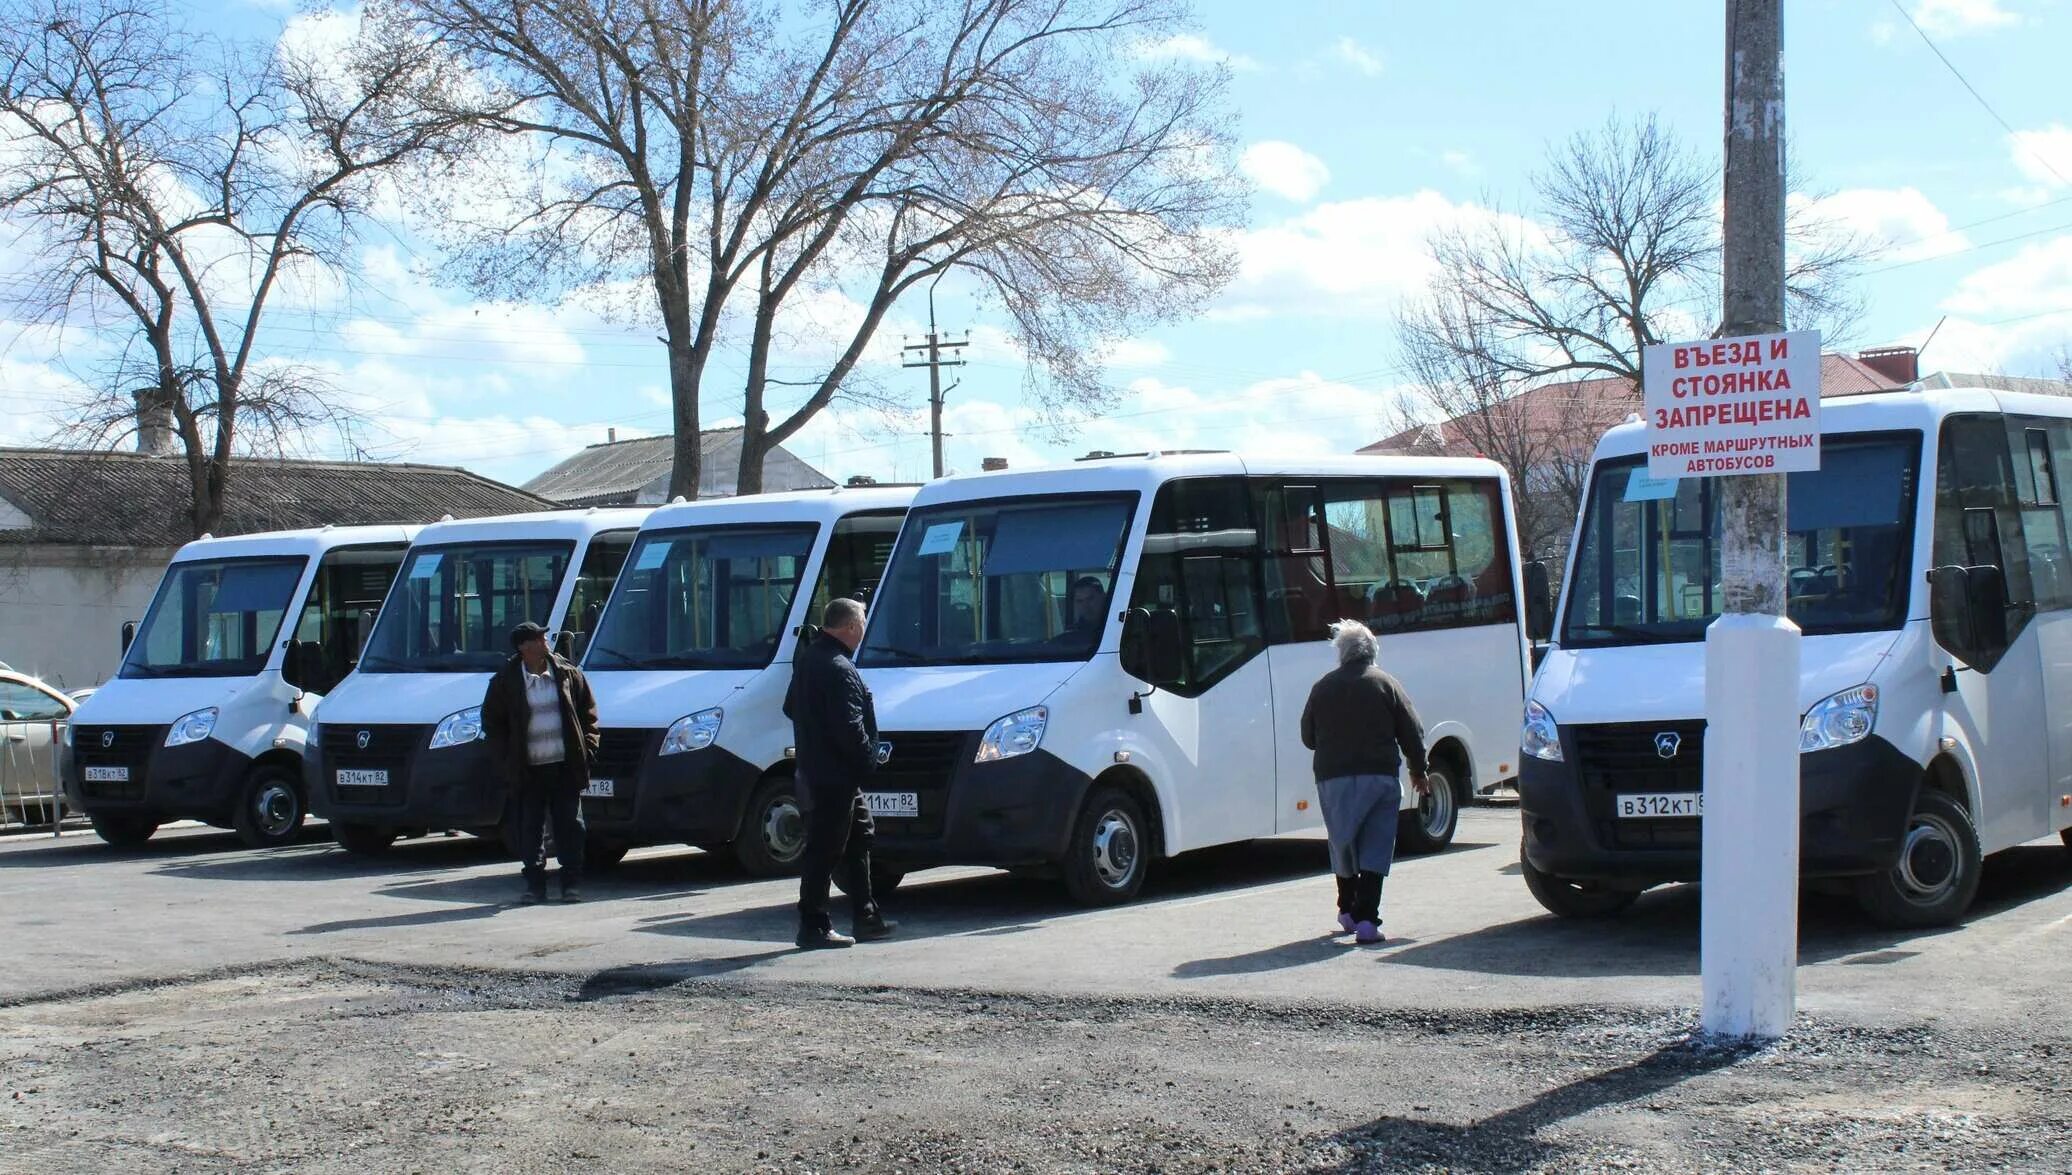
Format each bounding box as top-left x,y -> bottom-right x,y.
1854,790 -> 1981,929
1396,762 -> 1462,855
1520,843 -> 1640,919
1061,786 -> 1149,906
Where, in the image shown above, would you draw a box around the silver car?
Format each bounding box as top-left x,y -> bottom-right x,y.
1,669 -> 76,825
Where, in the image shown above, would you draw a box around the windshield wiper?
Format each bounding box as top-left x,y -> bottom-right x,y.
860,645 -> 929,664
584,646 -> 644,669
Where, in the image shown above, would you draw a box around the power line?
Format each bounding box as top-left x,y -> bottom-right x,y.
1887,0 -> 2071,188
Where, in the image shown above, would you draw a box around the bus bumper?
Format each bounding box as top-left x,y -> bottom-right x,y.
1518,734 -> 1922,886
868,738 -> 1091,868
309,738 -> 505,831
580,732 -> 764,846
68,731 -> 250,825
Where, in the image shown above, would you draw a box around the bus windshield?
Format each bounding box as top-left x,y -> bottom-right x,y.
1561,433 -> 1920,646
583,525 -> 817,671
859,495 -> 1135,667
358,541 -> 574,673
121,557 -> 308,678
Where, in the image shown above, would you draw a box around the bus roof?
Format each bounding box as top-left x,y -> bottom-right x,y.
170,523 -> 421,563
1591,384 -> 2072,461
637,484 -> 918,533
905,452 -> 1511,509
405,506 -> 653,547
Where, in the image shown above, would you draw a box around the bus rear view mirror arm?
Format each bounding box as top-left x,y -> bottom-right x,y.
1928,564 -> 2010,670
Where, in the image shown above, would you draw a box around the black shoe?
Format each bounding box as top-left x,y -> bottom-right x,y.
852,915 -> 898,942
517,890 -> 545,906
560,885 -> 583,904
795,927 -> 855,950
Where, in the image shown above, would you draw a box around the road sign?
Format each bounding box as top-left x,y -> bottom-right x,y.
1642,329 -> 1821,479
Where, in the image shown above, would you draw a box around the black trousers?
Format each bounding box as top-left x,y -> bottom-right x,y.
518,762 -> 585,892
796,779 -> 877,933
1333,871 -> 1385,924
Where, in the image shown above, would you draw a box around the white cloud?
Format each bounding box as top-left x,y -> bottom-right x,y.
1793,187 -> 1969,263
1239,141 -> 1332,203
1220,190 -> 1529,319
2008,124 -> 2072,191
1942,234 -> 2072,317
1908,0 -> 2020,37
1333,36 -> 1382,77
1135,33 -> 1261,73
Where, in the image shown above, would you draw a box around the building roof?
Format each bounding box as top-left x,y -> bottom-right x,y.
0,448 -> 552,547
1361,352 -> 1905,458
522,427 -> 836,507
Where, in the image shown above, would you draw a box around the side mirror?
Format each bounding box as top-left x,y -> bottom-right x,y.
1120,607 -> 1185,686
282,640 -> 326,692
1523,560 -> 1554,642
1928,564 -> 2010,670
353,610 -> 376,658
553,630 -> 575,660
793,623 -> 820,663
120,620 -> 136,655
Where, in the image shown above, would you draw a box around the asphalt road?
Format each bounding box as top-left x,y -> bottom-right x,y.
3,809 -> 2070,1172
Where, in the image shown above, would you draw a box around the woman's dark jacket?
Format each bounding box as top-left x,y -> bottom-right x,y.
1299,660 -> 1429,782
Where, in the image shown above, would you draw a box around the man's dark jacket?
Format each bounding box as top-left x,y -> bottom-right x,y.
480,653 -> 600,792
785,631 -> 878,794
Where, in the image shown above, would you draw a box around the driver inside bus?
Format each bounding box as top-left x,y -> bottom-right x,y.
1062,575 -> 1108,645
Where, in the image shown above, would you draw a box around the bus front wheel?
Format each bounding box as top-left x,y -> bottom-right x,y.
1854,790 -> 1981,929
1520,844 -> 1640,918
733,776 -> 807,877
1397,762 -> 1462,855
1061,786 -> 1149,906
90,813 -> 158,849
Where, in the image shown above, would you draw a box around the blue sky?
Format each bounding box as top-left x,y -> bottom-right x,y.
4,0 -> 2069,490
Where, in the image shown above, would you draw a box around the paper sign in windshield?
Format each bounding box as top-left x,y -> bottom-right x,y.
632,541 -> 671,571
1622,471 -> 1680,502
917,521 -> 964,557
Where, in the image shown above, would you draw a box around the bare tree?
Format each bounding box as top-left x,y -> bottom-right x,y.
0,0 -> 479,536
1390,114 -> 1869,560
405,0 -> 1242,497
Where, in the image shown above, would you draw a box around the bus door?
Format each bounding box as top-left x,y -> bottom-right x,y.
1258,483 -> 1339,832
1127,478 -> 1276,848
2005,417 -> 2072,835
1935,414 -> 2053,850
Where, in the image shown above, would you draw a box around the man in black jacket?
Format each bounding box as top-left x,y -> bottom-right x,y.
481,621 -> 600,905
786,597 -> 895,949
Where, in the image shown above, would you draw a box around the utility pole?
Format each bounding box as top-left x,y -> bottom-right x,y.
1703,0 -> 1802,1039
901,289 -> 967,479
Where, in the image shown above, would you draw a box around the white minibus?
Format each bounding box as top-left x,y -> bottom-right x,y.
577,485 -> 915,871
855,452 -> 1546,905
64,525 -> 417,848
308,508 -> 646,856
1523,387 -> 2072,928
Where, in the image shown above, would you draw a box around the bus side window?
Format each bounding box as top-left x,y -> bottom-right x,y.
1132,477 -> 1263,695
1935,415 -> 2035,632
2010,419 -> 2072,611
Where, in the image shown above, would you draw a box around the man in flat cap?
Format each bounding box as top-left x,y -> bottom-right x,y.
481,621 -> 599,904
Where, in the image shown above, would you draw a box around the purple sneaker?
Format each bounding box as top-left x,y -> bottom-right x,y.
1354,920 -> 1384,945
1336,912 -> 1356,935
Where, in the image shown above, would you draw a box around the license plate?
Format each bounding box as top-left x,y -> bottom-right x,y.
1617,792 -> 1702,819
583,779 -> 615,799
336,768 -> 389,788
863,791 -> 918,819
84,766 -> 128,782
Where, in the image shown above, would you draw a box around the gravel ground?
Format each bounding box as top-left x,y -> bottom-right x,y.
2,958 -> 2067,1173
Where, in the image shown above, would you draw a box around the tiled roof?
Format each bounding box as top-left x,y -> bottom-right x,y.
523,427 -> 835,506
0,448 -> 552,547
1361,353 -> 1902,456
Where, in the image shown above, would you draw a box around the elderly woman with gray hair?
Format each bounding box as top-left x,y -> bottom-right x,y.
1299,618 -> 1429,944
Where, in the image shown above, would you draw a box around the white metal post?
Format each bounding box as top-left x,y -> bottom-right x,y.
1702,0 -> 1801,1039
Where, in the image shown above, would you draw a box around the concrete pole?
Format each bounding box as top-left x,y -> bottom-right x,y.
928,331 -> 946,480
1703,0 -> 1803,1040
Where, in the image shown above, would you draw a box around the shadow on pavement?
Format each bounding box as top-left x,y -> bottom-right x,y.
0,823 -> 331,867
290,901 -> 507,936
1172,935 -> 1346,978
1315,1038 -> 1749,1172
574,950 -> 796,1001
1381,843 -> 2072,979
635,837 -> 1344,946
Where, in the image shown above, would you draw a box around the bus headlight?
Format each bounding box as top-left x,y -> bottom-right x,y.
660,708 -> 723,756
976,706 -> 1047,763
428,706 -> 484,749
1521,700 -> 1563,762
165,707 -> 219,747
1800,684 -> 1878,753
